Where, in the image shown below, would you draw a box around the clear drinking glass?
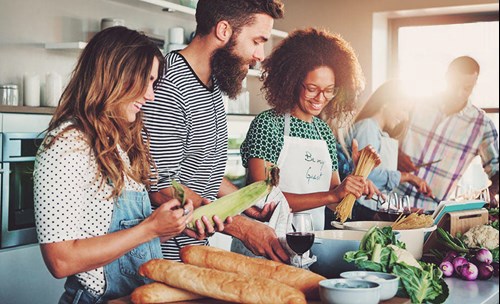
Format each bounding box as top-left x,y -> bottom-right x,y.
286,212 -> 315,269
387,192 -> 400,214
401,195 -> 411,214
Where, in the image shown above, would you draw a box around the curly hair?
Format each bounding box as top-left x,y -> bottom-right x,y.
195,0 -> 284,36
261,28 -> 365,130
43,26 -> 165,198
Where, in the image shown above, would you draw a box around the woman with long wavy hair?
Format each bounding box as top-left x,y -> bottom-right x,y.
33,26 -> 204,303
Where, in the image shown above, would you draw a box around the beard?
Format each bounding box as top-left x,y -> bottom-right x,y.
211,37 -> 255,99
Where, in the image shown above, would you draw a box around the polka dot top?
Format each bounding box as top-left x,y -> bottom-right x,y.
33,121 -> 144,296
240,109 -> 338,171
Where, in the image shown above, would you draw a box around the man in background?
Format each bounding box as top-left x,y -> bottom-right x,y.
397,56 -> 499,210
142,0 -> 288,262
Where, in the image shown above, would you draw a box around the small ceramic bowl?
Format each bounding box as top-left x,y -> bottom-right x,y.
340,271 -> 399,301
318,279 -> 380,304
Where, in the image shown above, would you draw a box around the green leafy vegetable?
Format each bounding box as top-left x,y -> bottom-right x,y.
344,227 -> 449,304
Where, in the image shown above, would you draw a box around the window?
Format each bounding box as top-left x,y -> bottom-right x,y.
389,12 -> 499,131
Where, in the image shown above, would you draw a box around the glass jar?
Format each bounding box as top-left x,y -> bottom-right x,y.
0,84 -> 19,106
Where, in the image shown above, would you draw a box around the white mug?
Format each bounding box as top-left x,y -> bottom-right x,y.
23,74 -> 40,107
44,72 -> 62,107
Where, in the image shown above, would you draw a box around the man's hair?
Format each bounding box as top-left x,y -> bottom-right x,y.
195,0 -> 284,36
448,56 -> 480,75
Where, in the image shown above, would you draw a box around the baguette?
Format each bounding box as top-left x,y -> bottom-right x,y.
131,282 -> 204,304
180,245 -> 325,300
139,259 -> 306,304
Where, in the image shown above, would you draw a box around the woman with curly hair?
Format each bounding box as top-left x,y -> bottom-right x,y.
240,28 -> 378,235
33,27 -> 215,303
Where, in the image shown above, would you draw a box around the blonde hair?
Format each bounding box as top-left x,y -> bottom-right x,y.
43,26 -> 165,198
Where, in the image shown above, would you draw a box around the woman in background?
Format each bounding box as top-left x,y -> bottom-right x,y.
239,28 -> 379,237
346,79 -> 433,220
34,26 -> 219,304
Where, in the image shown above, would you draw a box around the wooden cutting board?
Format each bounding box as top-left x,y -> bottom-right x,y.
108,296 -> 411,304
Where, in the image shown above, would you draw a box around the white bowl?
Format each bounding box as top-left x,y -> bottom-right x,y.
332,221 -> 436,260
319,278 -> 381,304
340,271 -> 399,301
309,230 -> 366,278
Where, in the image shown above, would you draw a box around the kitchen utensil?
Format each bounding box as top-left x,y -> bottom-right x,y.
415,159 -> 442,168
340,271 -> 399,301
0,84 -> 19,106
309,230 -> 366,278
319,278 -> 381,304
23,74 -> 40,107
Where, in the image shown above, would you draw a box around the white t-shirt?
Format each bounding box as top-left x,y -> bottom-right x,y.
33,121 -> 144,296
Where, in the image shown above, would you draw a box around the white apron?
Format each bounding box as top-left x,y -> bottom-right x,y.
276,113 -> 333,231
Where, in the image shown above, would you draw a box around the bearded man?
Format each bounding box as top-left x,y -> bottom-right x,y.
142,0 -> 289,262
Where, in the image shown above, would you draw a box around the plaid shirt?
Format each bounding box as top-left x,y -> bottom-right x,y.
395,101 -> 499,210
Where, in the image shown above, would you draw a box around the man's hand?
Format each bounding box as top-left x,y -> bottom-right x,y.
398,149 -> 417,172
243,202 -> 277,222
239,221 -> 289,263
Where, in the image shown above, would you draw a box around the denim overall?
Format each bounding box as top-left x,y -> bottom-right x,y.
58,189 -> 163,304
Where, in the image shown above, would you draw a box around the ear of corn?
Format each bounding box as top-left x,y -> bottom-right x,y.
186,167 -> 280,231
171,179 -> 186,207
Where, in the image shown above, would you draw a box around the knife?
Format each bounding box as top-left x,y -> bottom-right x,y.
415,159 -> 442,169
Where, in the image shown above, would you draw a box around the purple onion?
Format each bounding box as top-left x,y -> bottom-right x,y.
439,260 -> 454,277
457,263 -> 479,281
492,262 -> 499,277
475,248 -> 493,265
477,262 -> 494,280
443,251 -> 459,262
452,256 -> 469,270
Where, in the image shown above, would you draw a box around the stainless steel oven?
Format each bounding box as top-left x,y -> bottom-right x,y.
1,132 -> 45,248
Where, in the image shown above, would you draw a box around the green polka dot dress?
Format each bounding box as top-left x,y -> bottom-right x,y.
241,109 -> 338,171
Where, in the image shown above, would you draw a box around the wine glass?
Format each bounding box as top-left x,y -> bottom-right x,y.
286,212 -> 315,269
401,195 -> 411,214
387,192 -> 400,214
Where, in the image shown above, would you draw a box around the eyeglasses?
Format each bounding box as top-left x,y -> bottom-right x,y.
302,84 -> 339,101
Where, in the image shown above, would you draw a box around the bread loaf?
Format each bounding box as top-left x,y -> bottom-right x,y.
131,282 -> 204,304
180,245 -> 325,300
139,259 -> 306,304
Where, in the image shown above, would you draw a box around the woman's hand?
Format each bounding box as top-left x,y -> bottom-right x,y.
351,139 -> 382,168
148,198 -> 193,242
184,198 -> 232,240
364,179 -> 382,200
331,174 -> 367,202
401,172 -> 434,198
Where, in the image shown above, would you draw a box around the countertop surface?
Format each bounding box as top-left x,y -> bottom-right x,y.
108,277 -> 499,304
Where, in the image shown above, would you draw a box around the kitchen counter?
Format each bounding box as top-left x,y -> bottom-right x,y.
108,276 -> 500,304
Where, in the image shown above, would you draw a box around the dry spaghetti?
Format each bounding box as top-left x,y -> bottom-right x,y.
335,148 -> 379,223
391,212 -> 434,230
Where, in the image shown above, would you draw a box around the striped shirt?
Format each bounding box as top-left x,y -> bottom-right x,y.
395,101 -> 499,210
142,51 -> 228,261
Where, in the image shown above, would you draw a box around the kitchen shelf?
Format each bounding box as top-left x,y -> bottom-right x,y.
0,105 -> 56,114
45,42 -> 87,50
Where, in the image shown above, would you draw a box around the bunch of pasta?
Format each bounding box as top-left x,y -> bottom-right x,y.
335,148 -> 379,223
391,212 -> 434,230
